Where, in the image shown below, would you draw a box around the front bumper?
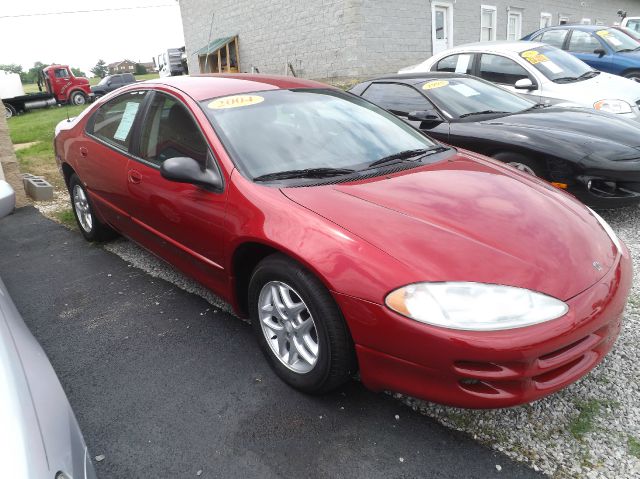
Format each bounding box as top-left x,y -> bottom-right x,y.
335,244 -> 632,408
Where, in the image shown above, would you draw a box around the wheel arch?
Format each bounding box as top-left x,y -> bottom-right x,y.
61,162 -> 76,190
621,67 -> 640,78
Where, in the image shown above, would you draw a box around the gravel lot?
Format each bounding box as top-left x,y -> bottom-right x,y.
36,201 -> 640,478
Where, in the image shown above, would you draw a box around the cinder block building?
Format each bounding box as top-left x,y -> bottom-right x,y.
178,0 -> 640,79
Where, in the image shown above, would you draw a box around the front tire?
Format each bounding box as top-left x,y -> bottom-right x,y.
493,152 -> 543,177
69,174 -> 115,241
623,70 -> 640,82
249,254 -> 356,394
69,91 -> 87,105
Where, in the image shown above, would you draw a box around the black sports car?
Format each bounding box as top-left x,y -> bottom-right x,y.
349,73 -> 640,208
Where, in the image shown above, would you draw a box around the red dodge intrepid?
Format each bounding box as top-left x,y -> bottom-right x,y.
54,75 -> 632,408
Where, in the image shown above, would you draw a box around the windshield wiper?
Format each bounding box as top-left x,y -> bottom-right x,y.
253,167 -> 355,182
367,148 -> 429,168
553,76 -> 579,83
458,110 -> 510,118
578,70 -> 600,79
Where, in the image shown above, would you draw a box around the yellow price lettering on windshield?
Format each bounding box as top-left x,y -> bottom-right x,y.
522,50 -> 549,64
423,80 -> 449,90
208,95 -> 265,109
596,30 -> 610,37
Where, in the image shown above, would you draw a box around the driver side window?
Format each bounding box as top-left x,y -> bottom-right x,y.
361,83 -> 432,115
139,93 -> 209,167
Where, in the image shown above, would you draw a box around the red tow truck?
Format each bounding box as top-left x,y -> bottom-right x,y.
2,64 -> 94,118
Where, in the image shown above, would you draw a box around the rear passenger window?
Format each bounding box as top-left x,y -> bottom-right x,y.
539,29 -> 569,48
479,54 -> 529,85
434,54 -> 473,74
89,91 -> 147,150
139,93 -> 209,167
362,83 -> 432,115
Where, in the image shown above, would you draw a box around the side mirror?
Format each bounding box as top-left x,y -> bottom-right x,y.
0,180 -> 16,220
106,80 -> 112,86
160,156 -> 223,191
515,78 -> 536,90
593,48 -> 606,57
407,110 -> 443,123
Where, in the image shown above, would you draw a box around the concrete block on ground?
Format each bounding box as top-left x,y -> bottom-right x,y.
21,173 -> 44,189
25,177 -> 54,201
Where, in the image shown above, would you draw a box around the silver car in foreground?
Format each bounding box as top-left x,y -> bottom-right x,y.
0,180 -> 96,479
399,41 -> 640,122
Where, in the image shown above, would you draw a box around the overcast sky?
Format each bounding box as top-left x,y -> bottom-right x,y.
0,0 -> 185,76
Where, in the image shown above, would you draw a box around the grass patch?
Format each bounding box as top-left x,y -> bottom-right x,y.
629,436 -> 640,459
570,400 -> 601,439
55,208 -> 77,229
7,105 -> 88,189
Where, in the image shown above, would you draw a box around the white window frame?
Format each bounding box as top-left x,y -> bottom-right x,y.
507,8 -> 523,41
540,11 -> 552,29
580,18 -> 592,25
558,14 -> 570,25
480,5 -> 498,41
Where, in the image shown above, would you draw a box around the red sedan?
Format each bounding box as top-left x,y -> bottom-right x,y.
54,75 -> 632,408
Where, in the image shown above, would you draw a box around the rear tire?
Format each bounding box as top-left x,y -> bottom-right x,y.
248,254 -> 356,394
492,152 -> 543,177
69,91 -> 87,105
4,103 -> 16,119
68,174 -> 116,242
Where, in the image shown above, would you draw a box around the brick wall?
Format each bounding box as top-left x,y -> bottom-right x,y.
179,0 -> 640,78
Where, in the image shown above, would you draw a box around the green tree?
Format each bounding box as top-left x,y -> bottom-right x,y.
90,59 -> 108,78
134,63 -> 147,75
25,61 -> 47,84
71,67 -> 86,78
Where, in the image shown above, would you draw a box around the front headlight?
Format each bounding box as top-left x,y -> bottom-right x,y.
587,207 -> 621,252
593,99 -> 632,114
385,282 -> 568,331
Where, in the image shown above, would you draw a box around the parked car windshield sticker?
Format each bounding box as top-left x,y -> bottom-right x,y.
449,83 -> 480,97
520,50 -> 563,74
423,80 -> 449,90
596,30 -> 611,37
455,55 -> 471,73
208,95 -> 265,109
113,102 -> 139,141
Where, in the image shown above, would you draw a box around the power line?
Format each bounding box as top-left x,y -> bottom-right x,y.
0,4 -> 178,19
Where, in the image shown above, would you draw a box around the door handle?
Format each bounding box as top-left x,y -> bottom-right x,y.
80,147 -> 88,157
128,169 -> 142,184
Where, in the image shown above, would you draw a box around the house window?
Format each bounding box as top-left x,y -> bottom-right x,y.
507,9 -> 522,41
540,12 -> 552,28
559,15 -> 569,25
481,5 -> 497,41
580,18 -> 592,25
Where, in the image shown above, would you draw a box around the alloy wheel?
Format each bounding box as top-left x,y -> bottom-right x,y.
258,280 -> 319,374
73,184 -> 93,233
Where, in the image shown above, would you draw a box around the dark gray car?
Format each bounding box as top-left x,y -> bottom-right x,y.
0,180 -> 96,479
91,73 -> 136,97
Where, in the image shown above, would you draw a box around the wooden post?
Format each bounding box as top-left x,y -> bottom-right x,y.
234,36 -> 240,71
217,50 -> 222,73
226,43 -> 231,72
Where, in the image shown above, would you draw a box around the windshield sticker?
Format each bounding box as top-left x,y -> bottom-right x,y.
449,84 -> 480,97
596,30 -> 611,37
455,55 -> 471,73
208,94 -> 265,109
423,80 -> 449,90
113,102 -> 139,141
609,37 -> 623,46
521,50 -> 550,65
539,60 -> 563,74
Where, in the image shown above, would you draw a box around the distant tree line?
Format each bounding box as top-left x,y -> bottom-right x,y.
0,61 -> 86,83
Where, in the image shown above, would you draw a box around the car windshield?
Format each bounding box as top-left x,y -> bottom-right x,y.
519,45 -> 593,82
594,28 -> 640,52
97,77 -> 110,86
419,78 -> 535,119
201,89 -> 440,179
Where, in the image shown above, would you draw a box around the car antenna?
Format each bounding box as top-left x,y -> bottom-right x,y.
66,99 -> 70,122
203,11 -> 215,73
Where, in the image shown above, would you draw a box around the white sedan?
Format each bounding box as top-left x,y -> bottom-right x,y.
399,41 -> 640,121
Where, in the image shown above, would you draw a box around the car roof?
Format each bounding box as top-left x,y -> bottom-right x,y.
443,40 -> 546,53
363,72 -> 472,85
140,74 -> 333,101
540,24 -> 608,31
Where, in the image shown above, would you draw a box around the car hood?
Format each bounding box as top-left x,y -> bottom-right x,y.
282,155 -> 617,301
480,108 -> 640,160
546,72 -> 640,104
